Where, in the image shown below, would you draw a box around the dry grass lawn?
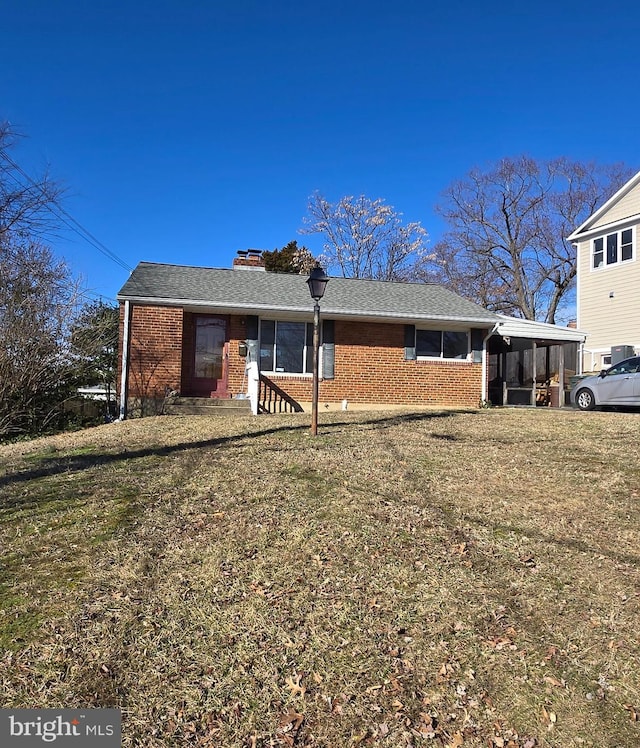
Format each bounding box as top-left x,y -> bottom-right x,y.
1,407 -> 640,747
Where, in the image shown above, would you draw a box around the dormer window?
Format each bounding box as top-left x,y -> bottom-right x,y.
592,227 -> 634,269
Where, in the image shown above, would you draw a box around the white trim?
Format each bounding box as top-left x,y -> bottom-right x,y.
247,361 -> 259,415
118,300 -> 131,420
576,236 -> 582,331
494,315 -> 586,343
416,356 -> 474,363
590,225 -> 635,271
259,318 -> 317,377
415,328 -> 470,360
567,170 -> 640,241
569,214 -> 640,242
263,371 -> 314,378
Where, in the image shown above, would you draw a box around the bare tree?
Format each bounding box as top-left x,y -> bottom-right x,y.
301,193 -> 428,280
429,157 -> 634,323
0,122 -> 63,241
0,238 -> 81,436
0,123 -> 82,437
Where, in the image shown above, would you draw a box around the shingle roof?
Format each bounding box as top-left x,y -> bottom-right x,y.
117,262 -> 499,325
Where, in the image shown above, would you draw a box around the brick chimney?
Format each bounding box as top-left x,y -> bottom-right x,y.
232,249 -> 266,270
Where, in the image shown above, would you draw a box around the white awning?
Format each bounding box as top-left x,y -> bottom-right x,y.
493,315 -> 586,343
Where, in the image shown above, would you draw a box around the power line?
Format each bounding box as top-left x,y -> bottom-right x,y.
0,147 -> 133,273
78,289 -> 118,305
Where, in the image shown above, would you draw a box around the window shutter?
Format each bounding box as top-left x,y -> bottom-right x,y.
322,319 -> 335,379
404,325 -> 416,360
471,328 -> 484,363
245,315 -> 259,363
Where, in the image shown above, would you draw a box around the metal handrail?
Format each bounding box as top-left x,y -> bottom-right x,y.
258,374 -> 304,414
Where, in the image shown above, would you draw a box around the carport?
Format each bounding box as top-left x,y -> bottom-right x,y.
486,316 -> 586,407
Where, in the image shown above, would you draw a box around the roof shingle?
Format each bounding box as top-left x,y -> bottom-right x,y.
117,262 -> 499,325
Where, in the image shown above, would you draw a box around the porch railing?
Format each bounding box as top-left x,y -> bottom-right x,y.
258,374 -> 304,414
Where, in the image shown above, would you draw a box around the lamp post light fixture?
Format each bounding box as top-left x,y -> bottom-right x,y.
306,266 -> 330,436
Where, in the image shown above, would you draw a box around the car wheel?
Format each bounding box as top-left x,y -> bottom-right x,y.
576,388 -> 596,411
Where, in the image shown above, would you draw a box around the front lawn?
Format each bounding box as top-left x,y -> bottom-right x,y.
1,408 -> 639,747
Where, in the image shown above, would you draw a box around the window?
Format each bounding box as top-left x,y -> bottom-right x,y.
622,228 -> 633,261
607,233 -> 618,265
593,227 -> 634,269
605,357 -> 640,376
416,329 -> 468,359
260,320 -> 313,373
593,237 -> 604,268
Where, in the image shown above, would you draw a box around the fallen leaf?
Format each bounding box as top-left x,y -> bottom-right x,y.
414,713 -> 436,738
437,661 -> 455,681
487,636 -> 513,650
278,710 -> 304,732
285,673 -> 306,698
543,676 -> 565,688
544,646 -> 560,662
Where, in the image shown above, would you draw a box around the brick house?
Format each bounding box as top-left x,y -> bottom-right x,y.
116,252 -> 584,416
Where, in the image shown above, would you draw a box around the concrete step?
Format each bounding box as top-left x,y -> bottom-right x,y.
164,397 -> 251,416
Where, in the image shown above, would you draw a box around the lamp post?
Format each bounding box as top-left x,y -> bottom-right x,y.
306,266 -> 329,436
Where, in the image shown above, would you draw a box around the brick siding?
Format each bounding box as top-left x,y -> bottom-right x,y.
263,320 -> 482,408
120,308 -> 483,413
119,303 -> 183,413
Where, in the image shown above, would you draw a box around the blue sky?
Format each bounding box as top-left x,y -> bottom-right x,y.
2,0 -> 639,303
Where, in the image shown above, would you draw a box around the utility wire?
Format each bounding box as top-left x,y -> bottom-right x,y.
0,147 -> 133,273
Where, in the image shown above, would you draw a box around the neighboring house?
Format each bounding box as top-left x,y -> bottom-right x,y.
568,170 -> 640,372
116,252 -> 584,416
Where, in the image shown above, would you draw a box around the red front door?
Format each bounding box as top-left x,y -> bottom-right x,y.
189,315 -> 228,397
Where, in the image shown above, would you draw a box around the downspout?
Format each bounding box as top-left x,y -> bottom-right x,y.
118,300 -> 131,420
481,322 -> 501,404
578,341 -> 584,375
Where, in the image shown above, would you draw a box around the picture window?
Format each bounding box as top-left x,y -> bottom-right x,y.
416,329 -> 468,359
259,320 -> 313,374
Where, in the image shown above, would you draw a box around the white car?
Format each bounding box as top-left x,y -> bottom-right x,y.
572,356 -> 640,410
